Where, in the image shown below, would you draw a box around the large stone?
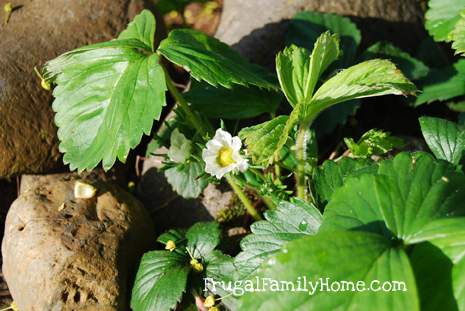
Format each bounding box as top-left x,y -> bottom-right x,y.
0,0 -> 164,177
216,0 -> 425,68
2,173 -> 155,310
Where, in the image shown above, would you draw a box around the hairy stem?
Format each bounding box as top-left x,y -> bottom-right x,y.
295,121 -> 311,200
163,67 -> 213,137
225,175 -> 262,220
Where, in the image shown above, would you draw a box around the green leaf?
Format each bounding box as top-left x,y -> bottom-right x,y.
157,229 -> 186,247
425,0 -> 465,42
448,101 -> 465,112
240,231 -> 419,311
186,222 -> 220,259
312,157 -> 377,206
157,29 -> 276,89
118,9 -> 156,51
276,45 -> 312,107
322,152 -> 465,242
309,59 -> 416,115
286,11 -> 361,67
415,60 -> 465,106
453,259 -> 465,311
409,242 -> 458,311
205,251 -> 240,310
131,251 -> 189,311
239,115 -> 289,165
409,218 -> 465,263
361,41 -> 429,80
165,160 -> 208,198
419,117 -> 465,165
167,129 -> 192,163
235,199 -> 322,279
343,129 -> 405,158
185,81 -> 282,119
44,11 -> 166,171
452,13 -> 465,56
276,32 -> 340,107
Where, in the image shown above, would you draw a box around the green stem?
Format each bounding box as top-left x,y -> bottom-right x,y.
163,67 -> 213,137
262,196 -> 276,209
225,175 -> 262,220
295,121 -> 311,200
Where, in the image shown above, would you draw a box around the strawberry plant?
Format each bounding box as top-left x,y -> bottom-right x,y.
41,4 -> 465,311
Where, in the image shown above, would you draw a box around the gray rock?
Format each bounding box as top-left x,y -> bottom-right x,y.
2,173 -> 154,311
216,0 -> 425,68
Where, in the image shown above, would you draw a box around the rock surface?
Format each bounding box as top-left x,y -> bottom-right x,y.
216,0 -> 425,67
2,173 -> 154,311
0,0 -> 163,177
138,157 -> 239,233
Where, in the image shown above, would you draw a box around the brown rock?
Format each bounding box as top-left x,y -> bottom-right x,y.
216,0 -> 425,67
2,173 -> 155,310
0,0 -> 164,177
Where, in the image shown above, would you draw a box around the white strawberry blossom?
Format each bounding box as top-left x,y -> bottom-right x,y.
202,129 -> 248,179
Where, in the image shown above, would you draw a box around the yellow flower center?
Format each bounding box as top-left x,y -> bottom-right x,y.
217,146 -> 235,167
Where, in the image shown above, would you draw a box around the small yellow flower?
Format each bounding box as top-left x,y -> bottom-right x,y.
202,129 -> 248,179
190,258 -> 204,273
204,295 -> 216,308
3,3 -> 12,13
165,240 -> 176,252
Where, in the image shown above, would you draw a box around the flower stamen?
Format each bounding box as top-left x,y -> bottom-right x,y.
217,146 -> 235,167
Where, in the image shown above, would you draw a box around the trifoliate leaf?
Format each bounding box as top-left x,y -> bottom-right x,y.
276,32 -> 340,107
185,81 -> 282,119
167,129 -> 192,163
158,29 -> 276,89
419,117 -> 465,165
312,157 -> 377,206
361,41 -> 429,80
309,59 -> 416,116
44,11 -> 166,171
343,129 -> 404,158
186,222 -> 220,259
415,60 -> 465,106
425,0 -> 465,42
131,251 -> 189,311
286,11 -> 361,67
235,199 -> 322,279
322,152 -> 465,242
240,231 -> 419,311
239,115 -> 289,165
165,160 -> 208,199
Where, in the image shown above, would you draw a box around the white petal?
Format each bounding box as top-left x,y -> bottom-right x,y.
231,136 -> 242,151
238,158 -> 249,172
215,165 -> 235,179
214,128 -> 233,146
205,139 -> 223,151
